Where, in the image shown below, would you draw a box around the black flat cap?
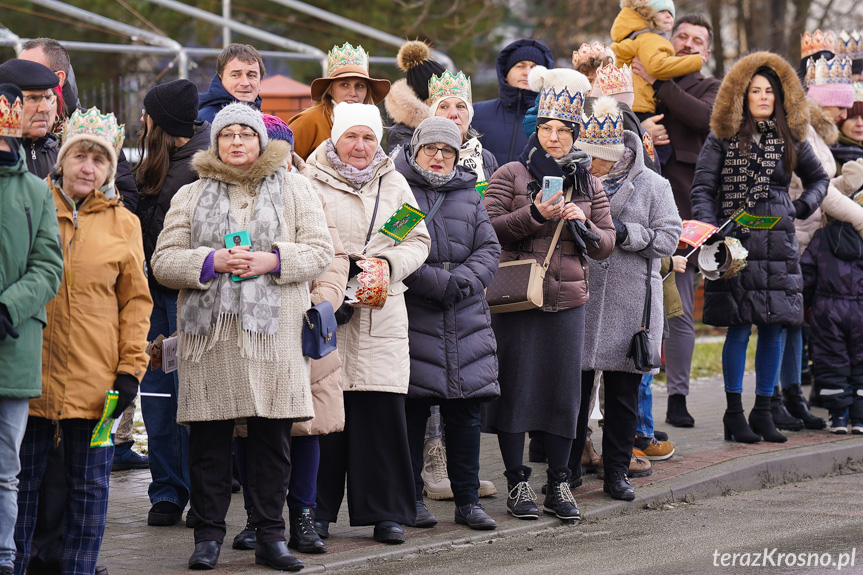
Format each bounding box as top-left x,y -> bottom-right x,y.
0,59 -> 59,91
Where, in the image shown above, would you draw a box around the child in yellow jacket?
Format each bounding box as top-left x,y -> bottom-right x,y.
610,0 -> 703,115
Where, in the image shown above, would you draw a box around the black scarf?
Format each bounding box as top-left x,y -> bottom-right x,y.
518,133 -> 594,200
719,120 -> 784,236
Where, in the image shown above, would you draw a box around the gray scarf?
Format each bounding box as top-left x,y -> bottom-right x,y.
178,169 -> 286,362
410,153 -> 456,188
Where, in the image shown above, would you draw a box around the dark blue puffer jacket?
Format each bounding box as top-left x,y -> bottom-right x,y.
197,74 -> 262,123
395,148 -> 501,400
472,39 -> 553,167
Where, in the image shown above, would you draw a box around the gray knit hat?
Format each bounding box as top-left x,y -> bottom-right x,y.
411,116 -> 461,158
210,102 -> 268,150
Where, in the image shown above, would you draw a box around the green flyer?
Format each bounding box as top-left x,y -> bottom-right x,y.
90,390 -> 119,448
379,203 -> 426,243
732,210 -> 782,230
475,180 -> 489,197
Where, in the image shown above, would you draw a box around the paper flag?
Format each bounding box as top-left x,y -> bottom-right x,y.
90,390 -> 119,448
732,211 -> 782,230
679,220 -> 719,249
475,180 -> 489,197
379,203 -> 426,243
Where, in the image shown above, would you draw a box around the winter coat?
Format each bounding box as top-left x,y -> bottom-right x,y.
690,51 -> 829,327
483,161 -> 616,312
582,131 -> 682,374
293,195 -> 348,436
394,148 -> 500,401
36,178 -> 152,420
654,70 -> 721,220
304,141 -> 431,394
0,154 -> 63,399
610,0 -> 703,114
289,105 -> 332,161
801,220 -> 863,367
788,101 -> 863,251
472,40 -> 554,166
22,135 -> 59,180
136,122 -> 211,294
152,140 -> 333,423
197,74 -> 263,124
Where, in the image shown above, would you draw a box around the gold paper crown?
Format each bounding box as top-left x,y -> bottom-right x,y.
836,30 -> 863,60
327,42 -> 369,77
0,94 -> 23,138
801,30 -> 837,58
428,70 -> 472,105
594,63 -> 633,95
62,107 -> 125,159
642,131 -> 656,162
572,41 -> 615,69
854,82 -> 863,103
537,87 -> 584,125
805,56 -> 853,87
579,104 -> 624,148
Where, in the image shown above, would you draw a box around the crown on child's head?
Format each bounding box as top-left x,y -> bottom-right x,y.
572,41 -> 615,69
594,64 -> 634,95
801,30 -> 837,59
0,94 -> 23,138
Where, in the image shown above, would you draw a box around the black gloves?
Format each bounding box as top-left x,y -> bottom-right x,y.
112,373 -> 139,418
0,304 -> 18,341
334,299 -> 355,325
348,258 -> 362,279
612,218 -> 629,245
566,220 -> 601,255
793,200 -> 811,220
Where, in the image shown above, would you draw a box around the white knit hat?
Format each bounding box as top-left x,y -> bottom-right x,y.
331,102 -> 383,145
575,96 -> 625,162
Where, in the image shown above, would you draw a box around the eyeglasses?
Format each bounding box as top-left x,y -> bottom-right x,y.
538,124 -> 574,138
218,131 -> 257,142
420,144 -> 457,159
23,94 -> 57,106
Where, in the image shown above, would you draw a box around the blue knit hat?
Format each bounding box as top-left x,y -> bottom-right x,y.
646,0 -> 675,19
505,45 -> 547,76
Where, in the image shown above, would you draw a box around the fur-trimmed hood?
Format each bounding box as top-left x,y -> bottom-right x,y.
191,139 -> 291,188
807,98 -> 840,146
611,0 -> 666,41
710,51 -> 809,142
385,79 -> 430,130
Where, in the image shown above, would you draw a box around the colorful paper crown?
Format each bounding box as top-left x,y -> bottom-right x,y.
537,87 -> 584,125
805,56 -> 853,87
428,70 -> 472,106
326,42 -> 369,78
801,30 -> 837,58
594,63 -> 633,95
579,107 -> 624,148
0,94 -> 23,138
642,132 -> 656,162
836,30 -> 863,60
62,107 -> 125,159
572,41 -> 615,69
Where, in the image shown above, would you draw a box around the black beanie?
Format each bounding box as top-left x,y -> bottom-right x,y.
396,40 -> 446,102
143,79 -> 199,138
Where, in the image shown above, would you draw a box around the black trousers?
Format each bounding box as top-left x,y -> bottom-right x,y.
316,391 -> 416,526
189,417 -> 292,544
572,371 -> 640,478
405,397 -> 482,507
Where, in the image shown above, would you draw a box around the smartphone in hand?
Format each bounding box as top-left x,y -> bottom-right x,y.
224,231 -> 258,282
542,176 -> 564,203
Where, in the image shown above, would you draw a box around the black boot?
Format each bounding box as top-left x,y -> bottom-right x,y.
232,508 -> 256,550
723,392 -> 761,443
255,540 -> 304,571
749,394 -> 787,443
770,386 -> 803,431
503,466 -> 539,519
783,384 -> 826,429
543,468 -> 581,520
666,394 -> 695,427
603,471 -> 635,501
288,506 -> 326,554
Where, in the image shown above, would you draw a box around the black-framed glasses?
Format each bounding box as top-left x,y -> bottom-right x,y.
420,144 -> 457,159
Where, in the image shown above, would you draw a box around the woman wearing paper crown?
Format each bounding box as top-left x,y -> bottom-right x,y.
304,102 -> 430,545
482,77 -> 615,522
13,106 -> 152,575
833,82 -> 863,176
289,42 -> 390,161
391,117 -> 501,531
690,52 -> 829,445
151,102 -> 333,571
571,97 -> 682,501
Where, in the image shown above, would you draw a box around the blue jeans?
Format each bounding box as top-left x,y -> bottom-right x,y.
14,418 -> 113,575
636,374 -> 654,438
140,289 -> 190,509
722,324 -> 784,396
0,398 -> 29,569
777,326 -> 803,390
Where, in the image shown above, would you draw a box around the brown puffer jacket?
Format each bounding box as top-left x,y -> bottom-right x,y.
483,161 -> 615,311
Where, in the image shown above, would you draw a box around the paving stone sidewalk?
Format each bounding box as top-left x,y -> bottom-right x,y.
99,374 -> 863,574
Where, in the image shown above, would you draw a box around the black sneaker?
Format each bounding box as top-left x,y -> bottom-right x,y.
112,442 -> 149,471
454,503 -> 496,530
147,501 -> 183,526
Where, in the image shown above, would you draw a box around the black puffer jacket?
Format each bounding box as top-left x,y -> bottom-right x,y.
691,134 -> 828,326
396,148 -> 501,400
136,122 -> 211,293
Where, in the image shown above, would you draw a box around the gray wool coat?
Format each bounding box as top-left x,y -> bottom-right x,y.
582,131 -> 682,374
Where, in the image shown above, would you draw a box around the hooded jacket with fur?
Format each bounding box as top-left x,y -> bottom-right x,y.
690,51 -> 829,327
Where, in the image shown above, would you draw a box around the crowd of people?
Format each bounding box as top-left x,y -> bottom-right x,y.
2,0 -> 863,572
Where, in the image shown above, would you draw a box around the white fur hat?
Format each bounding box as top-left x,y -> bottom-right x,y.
331,102 -> 383,145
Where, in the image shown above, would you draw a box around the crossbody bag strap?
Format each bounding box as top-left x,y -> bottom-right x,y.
542,187 -> 573,269
641,257 -> 652,330
363,179 -> 383,250
424,191 -> 447,223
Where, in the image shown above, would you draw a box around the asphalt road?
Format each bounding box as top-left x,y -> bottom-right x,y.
339,471 -> 863,575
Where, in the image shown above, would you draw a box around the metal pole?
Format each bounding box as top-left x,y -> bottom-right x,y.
222,0 -> 231,47
264,0 -> 455,71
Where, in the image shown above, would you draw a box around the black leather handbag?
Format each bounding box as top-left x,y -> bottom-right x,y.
302,300 -> 337,359
626,258 -> 661,372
